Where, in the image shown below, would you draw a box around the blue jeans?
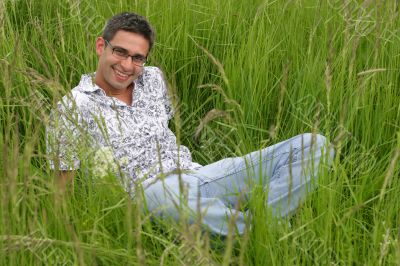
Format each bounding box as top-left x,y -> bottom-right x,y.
143,133 -> 335,235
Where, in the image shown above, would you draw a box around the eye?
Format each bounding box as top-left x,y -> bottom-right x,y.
132,55 -> 146,62
113,48 -> 128,57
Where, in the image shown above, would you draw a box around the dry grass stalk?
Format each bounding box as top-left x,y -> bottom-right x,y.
357,68 -> 386,76
134,184 -> 146,265
325,38 -> 334,131
272,61 -> 290,141
189,35 -> 230,88
379,145 -> 400,202
378,227 -> 391,266
193,109 -> 230,141
197,83 -> 242,112
0,0 -> 4,33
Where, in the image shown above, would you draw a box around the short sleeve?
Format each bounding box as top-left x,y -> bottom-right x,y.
46,95 -> 82,170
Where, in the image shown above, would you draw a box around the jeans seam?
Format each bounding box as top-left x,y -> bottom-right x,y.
200,150 -> 293,185
277,147 -> 300,174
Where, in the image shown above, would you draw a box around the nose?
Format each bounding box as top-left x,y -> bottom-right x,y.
120,57 -> 136,71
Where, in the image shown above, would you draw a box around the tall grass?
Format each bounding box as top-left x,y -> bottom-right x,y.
1,0 -> 399,264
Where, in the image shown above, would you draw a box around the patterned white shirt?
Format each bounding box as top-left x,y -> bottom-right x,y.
47,66 -> 202,184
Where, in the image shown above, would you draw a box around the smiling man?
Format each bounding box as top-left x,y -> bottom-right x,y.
95,31 -> 148,103
47,12 -> 334,235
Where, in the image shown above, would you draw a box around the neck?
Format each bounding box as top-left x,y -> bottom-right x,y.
94,74 -> 134,106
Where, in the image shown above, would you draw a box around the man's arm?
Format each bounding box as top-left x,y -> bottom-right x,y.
157,68 -> 175,120
47,95 -> 82,193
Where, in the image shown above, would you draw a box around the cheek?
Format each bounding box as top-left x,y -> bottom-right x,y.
98,55 -> 109,70
101,54 -> 117,67
135,66 -> 144,75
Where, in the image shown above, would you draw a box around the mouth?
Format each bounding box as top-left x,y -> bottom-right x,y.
112,66 -> 132,81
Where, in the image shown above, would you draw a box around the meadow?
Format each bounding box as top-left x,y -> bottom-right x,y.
0,0 -> 399,264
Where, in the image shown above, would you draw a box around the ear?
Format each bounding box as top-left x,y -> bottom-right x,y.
95,37 -> 106,56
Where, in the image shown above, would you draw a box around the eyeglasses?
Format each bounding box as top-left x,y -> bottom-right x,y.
104,39 -> 147,67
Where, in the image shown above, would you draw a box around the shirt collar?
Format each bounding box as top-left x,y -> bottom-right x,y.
77,73 -> 140,107
77,73 -> 142,94
77,73 -> 104,94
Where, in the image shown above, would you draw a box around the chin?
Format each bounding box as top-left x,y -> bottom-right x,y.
106,77 -> 132,91
112,83 -> 130,90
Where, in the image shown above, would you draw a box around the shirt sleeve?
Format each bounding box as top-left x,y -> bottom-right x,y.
46,95 -> 82,171
157,68 -> 175,120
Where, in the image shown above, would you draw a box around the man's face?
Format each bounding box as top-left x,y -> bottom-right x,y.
95,30 -> 150,91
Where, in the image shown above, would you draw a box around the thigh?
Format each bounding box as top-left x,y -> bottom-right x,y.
195,133 -> 317,183
193,133 -> 330,205
193,150 -> 284,207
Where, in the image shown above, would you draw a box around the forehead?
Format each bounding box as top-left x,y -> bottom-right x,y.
110,30 -> 150,55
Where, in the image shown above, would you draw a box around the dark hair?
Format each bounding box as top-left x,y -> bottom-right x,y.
102,12 -> 155,52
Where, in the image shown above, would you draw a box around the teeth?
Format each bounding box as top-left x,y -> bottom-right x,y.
115,69 -> 129,77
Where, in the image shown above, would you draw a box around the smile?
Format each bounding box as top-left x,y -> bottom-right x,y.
112,66 -> 132,80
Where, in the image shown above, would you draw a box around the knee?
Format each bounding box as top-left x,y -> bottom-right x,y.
297,133 -> 335,163
296,133 -> 328,149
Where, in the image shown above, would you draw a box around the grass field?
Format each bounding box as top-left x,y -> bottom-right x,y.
1,0 -> 400,265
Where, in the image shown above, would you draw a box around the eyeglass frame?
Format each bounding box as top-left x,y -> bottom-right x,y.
104,39 -> 147,67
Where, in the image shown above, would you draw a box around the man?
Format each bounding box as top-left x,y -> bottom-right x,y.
47,12 -> 334,235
